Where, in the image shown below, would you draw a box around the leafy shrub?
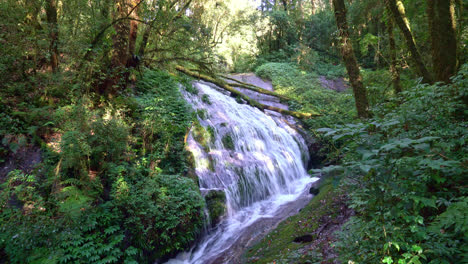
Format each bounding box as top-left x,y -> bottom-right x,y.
115,174 -> 204,258
315,65 -> 468,263
0,69 -> 205,264
135,69 -> 192,173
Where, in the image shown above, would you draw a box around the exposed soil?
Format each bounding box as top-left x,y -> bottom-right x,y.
0,145 -> 42,182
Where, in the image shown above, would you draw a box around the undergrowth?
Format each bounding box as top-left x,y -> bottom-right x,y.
314,64 -> 468,263
255,62 -> 356,128
0,69 -> 205,263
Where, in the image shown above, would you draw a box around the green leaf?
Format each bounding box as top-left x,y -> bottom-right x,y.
383,256 -> 394,264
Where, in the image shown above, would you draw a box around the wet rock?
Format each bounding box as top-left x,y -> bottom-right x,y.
205,189 -> 227,227
0,145 -> 42,181
293,234 -> 314,243
309,186 -> 320,196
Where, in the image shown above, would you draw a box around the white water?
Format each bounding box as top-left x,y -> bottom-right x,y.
166,82 -> 317,264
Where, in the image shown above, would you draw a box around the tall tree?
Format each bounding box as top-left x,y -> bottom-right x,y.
45,0 -> 59,72
128,0 -> 140,57
385,0 -> 432,83
332,0 -> 370,118
386,15 -> 402,93
103,0 -> 131,94
427,0 -> 458,83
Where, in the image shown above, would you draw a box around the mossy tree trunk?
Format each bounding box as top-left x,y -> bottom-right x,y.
128,0 -> 139,57
176,66 -> 319,119
385,0 -> 433,84
386,16 -> 402,94
332,0 -> 370,119
46,0 -> 59,72
427,0 -> 458,83
104,0 -> 131,95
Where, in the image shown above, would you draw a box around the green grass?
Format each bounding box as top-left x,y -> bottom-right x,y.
255,62 -> 356,128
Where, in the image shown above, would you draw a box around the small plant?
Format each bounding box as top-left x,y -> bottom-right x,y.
221,134 -> 235,150
201,94 -> 211,105
315,69 -> 468,263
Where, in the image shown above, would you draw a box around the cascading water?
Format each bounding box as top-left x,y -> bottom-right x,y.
167,80 -> 317,264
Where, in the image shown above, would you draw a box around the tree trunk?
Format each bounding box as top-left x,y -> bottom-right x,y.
332,0 -> 370,119
111,0 -> 130,70
104,0 -> 130,95
427,0 -> 457,83
45,0 -> 59,72
385,0 -> 432,83
128,0 -> 140,56
386,17 -> 402,93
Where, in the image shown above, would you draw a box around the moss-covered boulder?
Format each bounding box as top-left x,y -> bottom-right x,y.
221,134 -> 235,150
205,190 -> 227,227
192,121 -> 211,150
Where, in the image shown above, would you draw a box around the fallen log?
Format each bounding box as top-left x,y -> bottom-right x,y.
220,75 -> 291,101
176,66 -> 320,119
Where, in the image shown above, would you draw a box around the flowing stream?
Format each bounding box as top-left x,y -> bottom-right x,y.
166,80 -> 317,264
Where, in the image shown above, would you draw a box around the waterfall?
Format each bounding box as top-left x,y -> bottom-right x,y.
166,81 -> 317,264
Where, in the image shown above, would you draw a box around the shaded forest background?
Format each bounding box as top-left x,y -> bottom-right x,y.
0,0 -> 467,263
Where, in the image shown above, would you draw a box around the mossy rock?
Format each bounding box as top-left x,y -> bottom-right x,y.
201,94 -> 212,105
221,134 -> 235,150
243,178 -> 339,263
192,121 -> 211,150
206,126 -> 216,144
196,109 -> 208,120
205,190 -> 227,227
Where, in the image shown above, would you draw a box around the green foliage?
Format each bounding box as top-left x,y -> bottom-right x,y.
315,65 -> 468,263
205,190 -> 226,226
192,121 -> 211,150
201,94 -> 212,105
303,10 -> 337,56
221,134 -> 235,150
135,69 -> 193,173
0,69 -> 205,264
115,174 -> 204,257
255,62 -> 355,127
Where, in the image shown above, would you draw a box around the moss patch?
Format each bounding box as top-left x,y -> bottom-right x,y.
196,109 -> 208,120
243,179 -> 349,263
221,134 -> 235,150
192,121 -> 211,150
205,190 -> 227,227
201,94 -> 212,105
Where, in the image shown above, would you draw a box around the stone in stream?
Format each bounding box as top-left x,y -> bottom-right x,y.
309,186 -> 320,196
293,234 -> 314,243
205,190 -> 227,227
